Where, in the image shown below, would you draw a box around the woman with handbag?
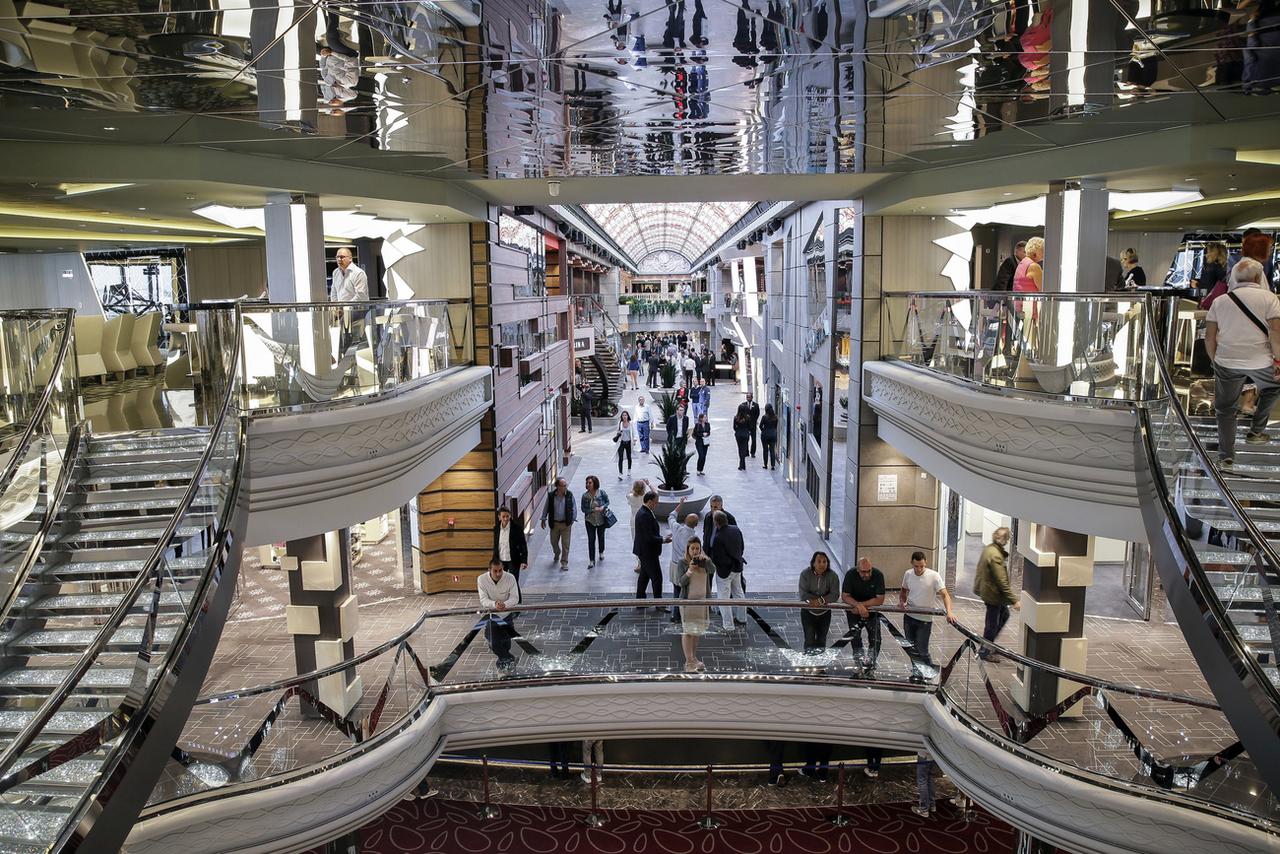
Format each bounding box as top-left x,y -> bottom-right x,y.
614,411 -> 634,480
675,537 -> 715,672
580,475 -> 612,569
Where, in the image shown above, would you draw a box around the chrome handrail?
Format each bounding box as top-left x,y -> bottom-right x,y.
193,599 -> 1218,710
1134,303 -> 1280,709
0,316 -> 247,789
0,308 -> 78,496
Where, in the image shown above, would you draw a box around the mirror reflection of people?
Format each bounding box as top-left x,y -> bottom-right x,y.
477,560 -> 519,671
319,13 -> 359,109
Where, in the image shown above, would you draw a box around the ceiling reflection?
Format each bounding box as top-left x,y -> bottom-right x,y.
0,0 -> 1277,178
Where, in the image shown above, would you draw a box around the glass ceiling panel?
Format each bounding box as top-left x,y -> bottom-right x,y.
584,202 -> 753,273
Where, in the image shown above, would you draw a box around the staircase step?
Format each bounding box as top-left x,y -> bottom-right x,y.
0,805 -> 74,851
0,709 -> 112,736
10,625 -> 180,653
0,666 -> 147,694
27,591 -> 188,616
31,555 -> 206,582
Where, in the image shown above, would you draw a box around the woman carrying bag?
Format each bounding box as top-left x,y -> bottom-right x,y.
580,475 -> 614,569
693,412 -> 711,475
614,411 -> 635,480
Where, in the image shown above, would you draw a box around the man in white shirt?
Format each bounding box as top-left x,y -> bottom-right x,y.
897,551 -> 954,668
682,353 -> 696,388
1205,257 -> 1280,467
477,560 -> 520,668
635,394 -> 653,453
331,247 -> 368,301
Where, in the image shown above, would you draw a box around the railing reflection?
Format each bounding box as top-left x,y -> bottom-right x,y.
143,599 -> 1275,831
884,291 -> 1164,401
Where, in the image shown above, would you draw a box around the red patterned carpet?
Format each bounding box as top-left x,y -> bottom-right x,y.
350,798 -> 1019,853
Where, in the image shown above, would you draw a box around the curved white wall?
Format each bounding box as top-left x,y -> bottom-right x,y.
126,681 -> 1268,854
243,365 -> 492,545
862,361 -> 1146,541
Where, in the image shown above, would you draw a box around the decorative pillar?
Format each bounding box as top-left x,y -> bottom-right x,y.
281,530 -> 363,717
1043,179 -> 1108,294
264,192 -> 327,303
1013,522 -> 1092,718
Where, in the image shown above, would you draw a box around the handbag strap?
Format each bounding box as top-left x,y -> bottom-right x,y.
1227,290 -> 1270,336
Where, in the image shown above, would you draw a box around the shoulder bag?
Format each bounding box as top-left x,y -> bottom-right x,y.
1226,290 -> 1270,336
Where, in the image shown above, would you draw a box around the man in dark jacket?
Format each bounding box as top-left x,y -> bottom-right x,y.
633,491 -> 670,607
993,241 -> 1025,291
699,494 -> 736,545
974,526 -> 1019,660
666,403 -> 691,452
743,392 -> 761,458
493,507 -> 528,583
708,511 -> 746,629
647,352 -> 661,388
578,380 -> 595,432
540,477 -> 576,572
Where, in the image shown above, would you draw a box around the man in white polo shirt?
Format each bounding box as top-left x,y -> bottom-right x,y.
1205,257 -> 1280,468
898,550 -> 955,668
635,394 -> 653,453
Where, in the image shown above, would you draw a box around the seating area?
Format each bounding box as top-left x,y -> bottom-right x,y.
74,311 -> 166,384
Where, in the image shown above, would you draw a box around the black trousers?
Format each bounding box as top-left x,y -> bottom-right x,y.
501,559 -> 521,585
648,369 -> 659,387
486,616 -> 516,662
580,407 -> 592,431
983,603 -> 1011,645
586,522 -> 606,561
695,441 -> 709,472
636,559 -> 663,599
846,613 -> 881,662
904,615 -> 934,665
801,610 -> 831,652
617,440 -> 632,474
748,426 -> 757,456
684,369 -> 694,388
735,435 -> 749,468
762,438 -> 777,468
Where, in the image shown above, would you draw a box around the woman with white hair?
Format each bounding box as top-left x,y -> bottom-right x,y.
1205,257 -> 1280,467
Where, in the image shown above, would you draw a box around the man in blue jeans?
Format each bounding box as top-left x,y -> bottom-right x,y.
1204,257 -> 1280,467
898,551 -> 955,670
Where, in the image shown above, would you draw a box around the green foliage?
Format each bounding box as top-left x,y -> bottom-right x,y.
652,391 -> 678,423
620,296 -> 710,319
659,361 -> 677,388
651,439 -> 693,491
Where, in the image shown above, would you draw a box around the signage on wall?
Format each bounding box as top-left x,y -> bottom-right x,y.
876,474 -> 898,503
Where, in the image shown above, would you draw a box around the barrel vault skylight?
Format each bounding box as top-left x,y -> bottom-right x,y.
583,202 -> 752,273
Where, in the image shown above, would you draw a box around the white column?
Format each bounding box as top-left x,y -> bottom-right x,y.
1043,179 -> 1108,293
264,193 -> 328,302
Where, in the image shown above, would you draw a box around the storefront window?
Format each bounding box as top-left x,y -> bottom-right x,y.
498,213 -> 546,297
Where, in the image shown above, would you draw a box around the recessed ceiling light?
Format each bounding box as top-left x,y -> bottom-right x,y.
137,207 -> 147,211
1228,187 -> 1238,191
1183,177 -> 1195,181
354,204 -> 363,209
102,126 -> 116,131
1002,192 -> 1013,196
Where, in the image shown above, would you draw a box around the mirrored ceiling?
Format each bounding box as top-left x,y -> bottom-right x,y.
0,1 -> 1277,180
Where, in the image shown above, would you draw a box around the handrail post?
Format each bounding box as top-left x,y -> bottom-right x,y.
694,764 -> 722,830
477,754 -> 499,820
829,762 -> 850,827
581,761 -> 607,828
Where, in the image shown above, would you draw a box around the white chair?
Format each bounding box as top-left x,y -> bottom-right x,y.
101,315 -> 137,377
130,311 -> 164,372
73,314 -> 107,383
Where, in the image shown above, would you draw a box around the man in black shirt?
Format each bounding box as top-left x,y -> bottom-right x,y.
647,351 -> 662,388
743,391 -> 761,458
993,240 -> 1025,291
841,557 -> 885,672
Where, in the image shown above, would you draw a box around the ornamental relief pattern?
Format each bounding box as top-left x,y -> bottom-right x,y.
865,370 -> 1138,467
248,378 -> 490,473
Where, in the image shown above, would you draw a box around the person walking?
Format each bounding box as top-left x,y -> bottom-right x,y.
581,740 -> 604,784
626,351 -> 641,389
704,347 -> 716,386
693,413 -> 711,475
580,475 -> 610,569
913,753 -> 939,817
627,478 -> 651,573
1013,236 -> 1044,295
539,477 -> 576,572
676,537 -> 714,671
614,411 -> 634,480
798,551 -> 840,654
733,405 -> 751,470
633,491 -> 670,607
898,551 -> 956,668
635,395 -> 653,453
667,403 -> 691,452
743,391 -> 761,458
841,557 -> 885,672
693,378 -> 710,419
1205,258 -> 1280,467
578,379 -> 595,433
709,511 -> 746,630
647,350 -> 661,388
477,559 -> 519,670
974,526 -> 1019,661
667,501 -> 700,624
493,506 -> 528,585
683,352 -> 696,388
759,403 -> 779,470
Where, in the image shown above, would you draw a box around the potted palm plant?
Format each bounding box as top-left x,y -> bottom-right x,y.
649,391 -> 678,444
660,361 -> 677,389
649,441 -> 710,517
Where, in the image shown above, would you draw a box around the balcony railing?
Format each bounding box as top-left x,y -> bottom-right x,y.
140,599 -> 1276,836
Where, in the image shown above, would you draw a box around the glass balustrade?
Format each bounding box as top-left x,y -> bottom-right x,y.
883,291 -> 1165,401
141,600 -> 1276,833
0,310 -> 80,630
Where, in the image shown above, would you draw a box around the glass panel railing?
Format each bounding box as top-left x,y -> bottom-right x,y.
233,300 -> 463,412
0,306 -> 246,852
0,310 -> 81,628
139,600 -> 1276,833
883,291 -> 1163,401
